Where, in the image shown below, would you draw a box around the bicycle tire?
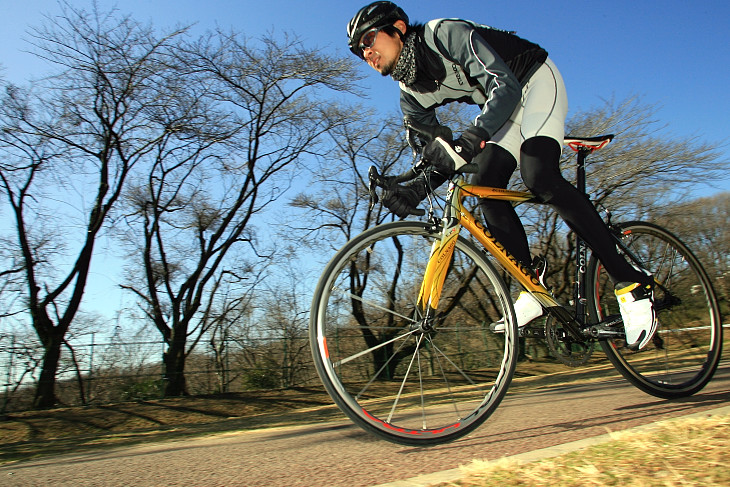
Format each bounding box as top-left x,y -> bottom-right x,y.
587,221 -> 723,399
309,221 -> 518,445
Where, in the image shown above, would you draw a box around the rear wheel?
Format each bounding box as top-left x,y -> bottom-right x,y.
587,221 -> 722,398
309,221 -> 518,445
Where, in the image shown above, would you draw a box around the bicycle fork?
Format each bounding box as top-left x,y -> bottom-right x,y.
417,215 -> 460,312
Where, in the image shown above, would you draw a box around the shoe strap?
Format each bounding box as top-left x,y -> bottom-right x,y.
615,282 -> 640,296
616,282 -> 652,302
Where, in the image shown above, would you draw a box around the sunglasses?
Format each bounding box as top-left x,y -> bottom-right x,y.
357,26 -> 385,56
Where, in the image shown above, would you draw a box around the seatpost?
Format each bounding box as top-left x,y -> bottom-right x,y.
576,148 -> 589,195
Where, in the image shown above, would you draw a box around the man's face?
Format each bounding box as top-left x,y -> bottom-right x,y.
361,21 -> 406,76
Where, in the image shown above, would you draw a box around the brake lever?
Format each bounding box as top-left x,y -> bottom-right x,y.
368,165 -> 427,217
368,166 -> 384,211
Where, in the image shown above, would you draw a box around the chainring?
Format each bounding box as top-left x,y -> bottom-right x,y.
545,316 -> 595,367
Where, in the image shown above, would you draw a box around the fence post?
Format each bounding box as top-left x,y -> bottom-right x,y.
161,337 -> 166,399
225,336 -> 230,393
282,338 -> 288,388
2,337 -> 15,414
87,333 -> 95,404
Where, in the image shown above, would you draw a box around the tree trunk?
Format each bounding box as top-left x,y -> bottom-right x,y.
163,335 -> 188,397
33,333 -> 63,409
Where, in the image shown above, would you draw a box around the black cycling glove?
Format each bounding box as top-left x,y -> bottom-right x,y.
422,126 -> 489,177
382,183 -> 425,218
382,171 -> 448,218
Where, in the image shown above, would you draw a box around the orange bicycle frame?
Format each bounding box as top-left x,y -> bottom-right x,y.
417,178 -> 560,313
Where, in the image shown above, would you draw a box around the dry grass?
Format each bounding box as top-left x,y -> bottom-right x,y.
445,413 -> 730,486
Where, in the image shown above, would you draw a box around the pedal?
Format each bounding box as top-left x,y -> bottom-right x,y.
490,324 -> 545,338
519,326 -> 545,339
488,322 -> 503,333
587,314 -> 625,338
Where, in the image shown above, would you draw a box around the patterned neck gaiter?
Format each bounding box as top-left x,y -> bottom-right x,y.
390,31 -> 418,86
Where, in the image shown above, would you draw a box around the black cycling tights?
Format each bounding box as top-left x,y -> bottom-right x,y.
475,136 -> 649,285
474,144 -> 531,266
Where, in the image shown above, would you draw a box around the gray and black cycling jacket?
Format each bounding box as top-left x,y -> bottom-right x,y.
400,19 -> 548,139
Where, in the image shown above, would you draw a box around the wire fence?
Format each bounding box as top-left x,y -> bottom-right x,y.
1,326 -> 547,413
0,333 -> 322,413
5,321 -> 726,414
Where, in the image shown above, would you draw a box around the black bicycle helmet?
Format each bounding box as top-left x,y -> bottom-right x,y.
347,2 -> 409,57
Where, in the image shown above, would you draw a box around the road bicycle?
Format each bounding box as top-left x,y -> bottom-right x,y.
309,121 -> 723,446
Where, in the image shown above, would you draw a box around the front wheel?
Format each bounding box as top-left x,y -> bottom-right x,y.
587,221 -> 723,399
309,221 -> 518,445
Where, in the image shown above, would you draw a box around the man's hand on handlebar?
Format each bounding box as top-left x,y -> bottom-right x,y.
368,166 -> 426,217
382,184 -> 425,218
368,120 -> 485,219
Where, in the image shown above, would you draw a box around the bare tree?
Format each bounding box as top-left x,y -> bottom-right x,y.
290,106 -> 411,246
0,331 -> 42,413
0,3 -> 191,408
206,280 -> 256,394
118,29 -> 361,396
288,109 -> 418,378
256,252 -> 316,388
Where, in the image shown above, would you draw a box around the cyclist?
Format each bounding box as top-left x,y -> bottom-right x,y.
347,2 -> 657,350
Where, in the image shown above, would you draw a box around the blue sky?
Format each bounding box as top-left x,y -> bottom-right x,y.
1,0 -> 728,326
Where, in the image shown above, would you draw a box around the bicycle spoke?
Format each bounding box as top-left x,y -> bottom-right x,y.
330,284 -> 420,324
426,335 -> 473,420
354,331 -> 417,399
387,334 -> 423,424
333,327 -> 419,368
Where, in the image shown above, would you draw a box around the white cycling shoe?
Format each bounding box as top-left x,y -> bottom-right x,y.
491,291 -> 543,333
615,281 -> 657,350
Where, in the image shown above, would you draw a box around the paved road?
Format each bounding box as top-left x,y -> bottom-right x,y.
3,364 -> 729,487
